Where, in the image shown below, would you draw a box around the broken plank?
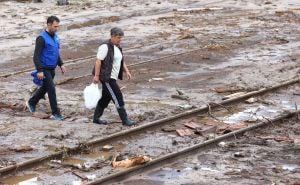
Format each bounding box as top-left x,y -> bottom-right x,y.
176,128 -> 193,137
184,122 -> 200,129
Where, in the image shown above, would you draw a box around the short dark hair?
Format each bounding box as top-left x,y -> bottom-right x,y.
47,16 -> 60,24
110,27 -> 124,36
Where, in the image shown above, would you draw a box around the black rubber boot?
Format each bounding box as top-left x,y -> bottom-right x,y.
93,106 -> 108,125
117,107 -> 135,126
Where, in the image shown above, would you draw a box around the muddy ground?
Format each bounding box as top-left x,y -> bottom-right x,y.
0,0 -> 300,184
123,117 -> 300,185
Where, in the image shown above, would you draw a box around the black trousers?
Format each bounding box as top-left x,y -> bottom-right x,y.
29,69 -> 59,115
94,79 -> 124,120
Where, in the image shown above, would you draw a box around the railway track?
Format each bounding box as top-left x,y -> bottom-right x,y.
0,78 -> 299,184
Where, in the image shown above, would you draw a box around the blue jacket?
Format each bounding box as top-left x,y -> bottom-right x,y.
31,70 -> 44,86
40,31 -> 60,68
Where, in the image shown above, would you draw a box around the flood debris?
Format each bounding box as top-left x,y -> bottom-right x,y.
171,94 -> 189,101
57,0 -> 69,6
178,31 -> 195,40
10,144 -> 34,152
50,159 -> 62,164
102,145 -> 114,151
218,141 -> 227,148
213,86 -> 244,93
0,159 -> 16,168
222,92 -> 247,100
176,87 -> 184,95
218,122 -> 248,134
245,97 -> 258,104
184,122 -> 200,129
178,104 -> 194,110
148,78 -> 164,82
233,152 -> 245,158
112,154 -> 151,168
195,126 -> 217,136
176,128 -> 193,137
203,42 -> 229,51
258,136 -> 294,143
173,7 -> 223,12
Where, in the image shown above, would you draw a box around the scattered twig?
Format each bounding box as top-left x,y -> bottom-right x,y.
206,103 -> 221,122
295,102 -> 299,120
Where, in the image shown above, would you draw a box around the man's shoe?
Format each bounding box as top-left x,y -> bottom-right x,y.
93,118 -> 108,125
50,114 -> 64,121
26,101 -> 36,113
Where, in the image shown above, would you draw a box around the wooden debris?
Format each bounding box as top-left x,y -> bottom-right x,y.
258,136 -> 294,143
174,7 -> 223,12
171,94 -> 189,101
216,122 -> 248,134
203,43 -> 229,51
245,97 -> 258,104
213,86 -> 243,93
112,155 -> 151,168
274,136 -> 294,143
222,92 -> 247,100
102,145 -> 114,151
195,126 -> 217,136
10,144 -> 34,152
184,122 -> 200,129
176,128 -> 193,137
149,78 -> 164,82
203,120 -> 227,127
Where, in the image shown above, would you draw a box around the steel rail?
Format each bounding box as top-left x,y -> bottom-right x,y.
86,110 -> 298,185
0,78 -> 298,176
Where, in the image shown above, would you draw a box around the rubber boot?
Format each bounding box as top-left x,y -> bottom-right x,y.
117,107 -> 135,126
93,106 -> 108,125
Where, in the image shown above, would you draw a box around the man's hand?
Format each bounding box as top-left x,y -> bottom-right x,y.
60,65 -> 66,74
126,71 -> 132,80
37,72 -> 44,80
93,75 -> 100,83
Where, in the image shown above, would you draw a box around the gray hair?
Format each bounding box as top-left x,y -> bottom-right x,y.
110,27 -> 124,36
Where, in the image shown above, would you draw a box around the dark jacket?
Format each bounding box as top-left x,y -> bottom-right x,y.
93,40 -> 124,82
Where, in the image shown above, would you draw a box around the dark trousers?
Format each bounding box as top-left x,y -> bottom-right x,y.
94,79 -> 124,120
29,69 -> 59,115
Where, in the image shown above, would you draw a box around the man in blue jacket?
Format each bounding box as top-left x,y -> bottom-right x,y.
26,16 -> 66,121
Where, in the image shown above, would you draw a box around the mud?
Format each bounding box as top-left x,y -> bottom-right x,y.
0,0 -> 300,184
126,117 -> 300,185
